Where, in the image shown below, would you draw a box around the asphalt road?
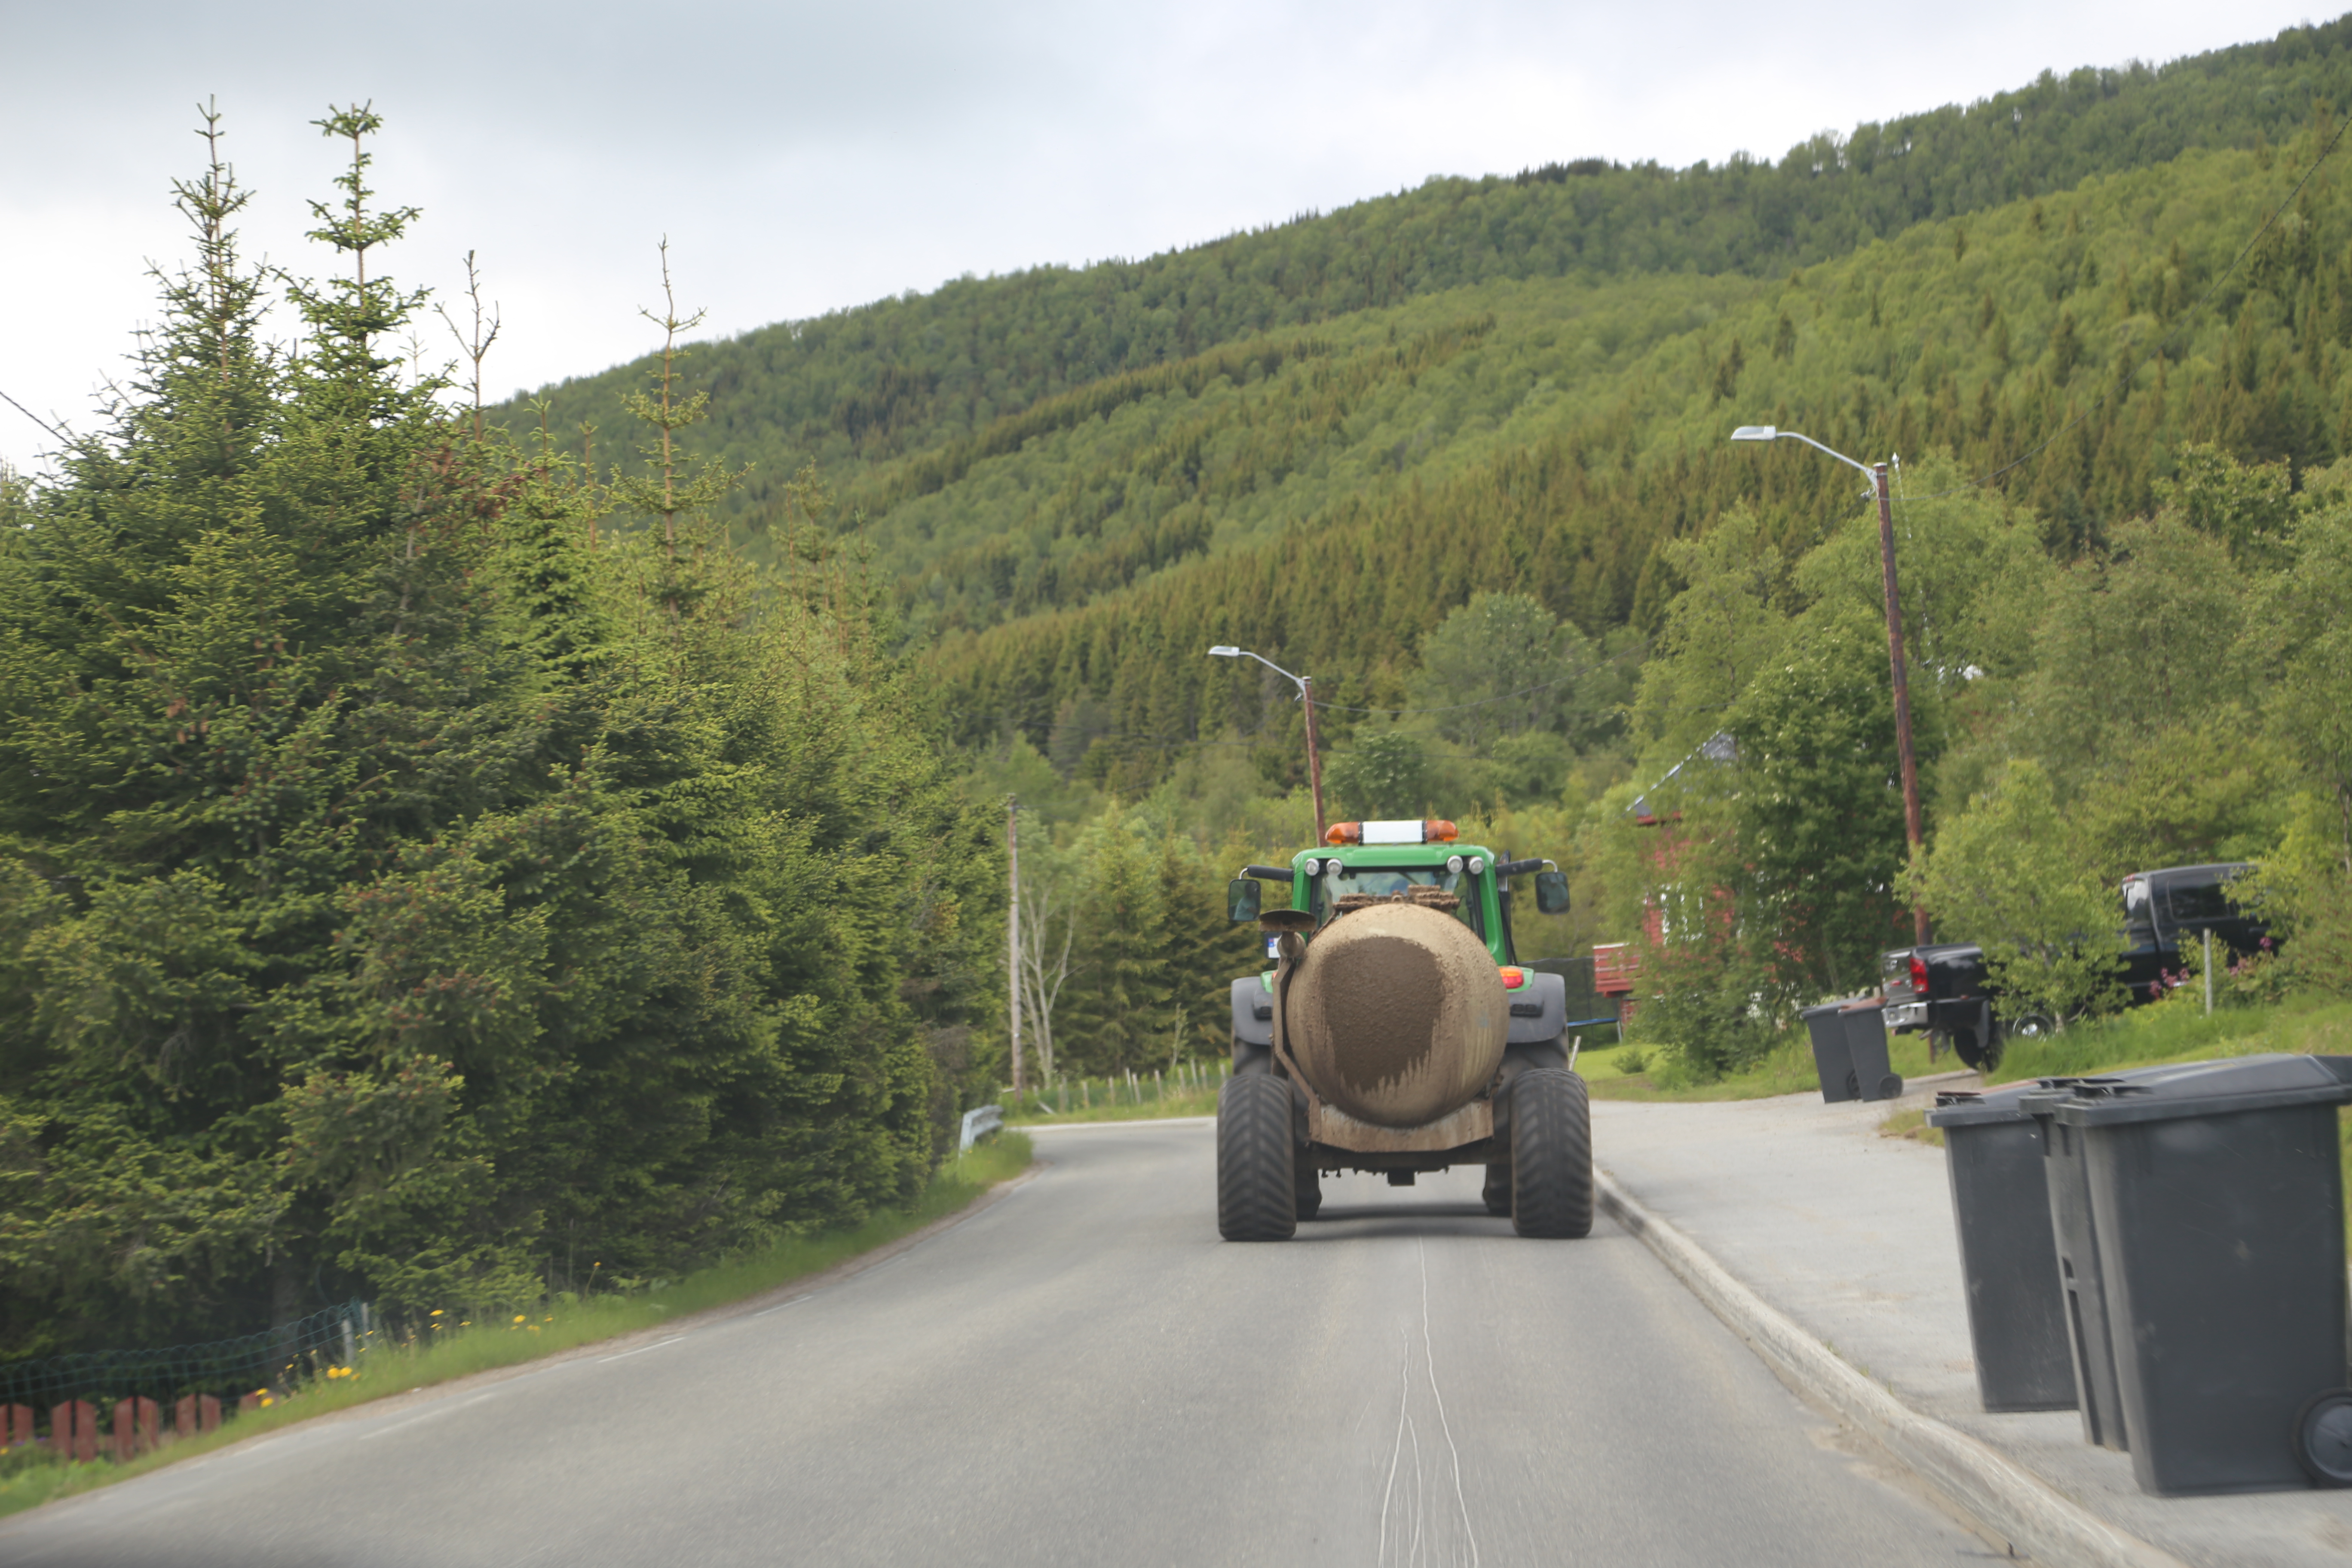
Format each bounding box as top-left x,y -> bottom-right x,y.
0,1119 -> 1991,1567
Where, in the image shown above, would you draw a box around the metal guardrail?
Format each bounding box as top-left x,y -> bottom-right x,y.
959,1104 -> 1004,1153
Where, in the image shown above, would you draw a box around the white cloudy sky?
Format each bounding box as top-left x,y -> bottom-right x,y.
0,1 -> 2328,472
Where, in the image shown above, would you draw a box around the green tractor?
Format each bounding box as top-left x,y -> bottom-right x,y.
1219,817 -> 1600,1241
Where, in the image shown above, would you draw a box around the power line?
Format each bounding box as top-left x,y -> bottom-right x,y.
0,388 -> 65,444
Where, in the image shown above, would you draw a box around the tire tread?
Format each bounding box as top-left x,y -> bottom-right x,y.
1218,1075 -> 1298,1241
1510,1069 -> 1593,1239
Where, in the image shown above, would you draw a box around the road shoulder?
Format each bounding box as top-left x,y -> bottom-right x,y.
1595,1091 -> 2352,1568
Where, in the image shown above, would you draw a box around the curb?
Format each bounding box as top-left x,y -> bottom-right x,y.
1594,1168 -> 2187,1568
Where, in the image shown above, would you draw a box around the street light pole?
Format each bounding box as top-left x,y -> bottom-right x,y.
1008,795 -> 1023,1096
1207,646 -> 1327,843
1729,427 -> 1929,946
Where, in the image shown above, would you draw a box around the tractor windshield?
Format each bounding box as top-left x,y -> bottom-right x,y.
1313,864 -> 1481,937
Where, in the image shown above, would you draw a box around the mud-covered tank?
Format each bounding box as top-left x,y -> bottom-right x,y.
1286,900 -> 1506,1127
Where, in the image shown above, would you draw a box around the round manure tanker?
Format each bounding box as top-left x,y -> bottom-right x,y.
1286,899 -> 1506,1127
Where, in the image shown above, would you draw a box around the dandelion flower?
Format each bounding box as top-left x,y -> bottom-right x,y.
513,1314 -> 526,1323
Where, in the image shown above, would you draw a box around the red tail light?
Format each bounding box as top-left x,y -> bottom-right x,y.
1908,956 -> 1929,993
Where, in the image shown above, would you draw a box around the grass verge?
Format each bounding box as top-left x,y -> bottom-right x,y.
1581,1028 -> 1948,1102
0,1133 -> 1032,1523
1004,1087 -> 1220,1124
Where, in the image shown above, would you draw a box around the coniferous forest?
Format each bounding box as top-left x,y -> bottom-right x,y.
14,18 -> 2352,1354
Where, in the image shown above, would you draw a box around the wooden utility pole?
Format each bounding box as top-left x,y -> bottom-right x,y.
1008,796 -> 1023,1095
1873,462 -> 1928,946
1302,676 -> 1327,844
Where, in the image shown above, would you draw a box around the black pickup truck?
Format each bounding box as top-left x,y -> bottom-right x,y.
1880,861 -> 2269,1070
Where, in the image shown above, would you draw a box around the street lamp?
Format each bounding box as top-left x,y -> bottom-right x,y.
1728,426 -> 1928,945
1208,646 -> 1327,842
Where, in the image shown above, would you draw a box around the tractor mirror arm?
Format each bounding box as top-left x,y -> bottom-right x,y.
1239,864 -> 1298,882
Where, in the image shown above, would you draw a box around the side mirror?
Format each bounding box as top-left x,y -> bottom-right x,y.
1227,879 -> 1262,923
1534,870 -> 1571,915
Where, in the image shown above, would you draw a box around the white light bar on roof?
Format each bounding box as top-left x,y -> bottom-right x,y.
1360,820 -> 1425,845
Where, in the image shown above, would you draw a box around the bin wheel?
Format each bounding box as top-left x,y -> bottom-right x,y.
1877,1074 -> 1905,1100
2295,1389 -> 2352,1486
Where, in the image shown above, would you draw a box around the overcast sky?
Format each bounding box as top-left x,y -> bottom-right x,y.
0,1 -> 2328,473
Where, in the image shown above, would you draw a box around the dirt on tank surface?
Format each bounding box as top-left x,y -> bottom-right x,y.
1287,898 -> 1506,1127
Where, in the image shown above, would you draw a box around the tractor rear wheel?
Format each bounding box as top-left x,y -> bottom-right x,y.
1510,1069 -> 1593,1239
1218,1074 -> 1298,1241
1482,1162 -> 1512,1216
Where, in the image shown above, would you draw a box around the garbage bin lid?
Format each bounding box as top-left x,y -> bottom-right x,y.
1800,998 -> 1871,1019
2018,1057 -> 2250,1119
2052,1054 -> 2352,1127
1926,1081 -> 2043,1128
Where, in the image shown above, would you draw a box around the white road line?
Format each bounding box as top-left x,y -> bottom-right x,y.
358,1392 -> 495,1442
752,1296 -> 810,1317
596,1334 -> 686,1363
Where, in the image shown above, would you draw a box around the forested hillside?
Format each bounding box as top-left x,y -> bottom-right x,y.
506,15 -> 2352,553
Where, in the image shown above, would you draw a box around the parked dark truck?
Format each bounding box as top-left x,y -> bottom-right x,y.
1220,818 -> 1585,1241
1880,862 -> 2269,1069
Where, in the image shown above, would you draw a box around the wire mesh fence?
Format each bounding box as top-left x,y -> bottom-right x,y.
0,1300 -> 370,1411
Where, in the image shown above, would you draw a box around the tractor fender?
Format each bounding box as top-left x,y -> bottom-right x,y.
1506,971 -> 1569,1045
1230,973 -> 1275,1049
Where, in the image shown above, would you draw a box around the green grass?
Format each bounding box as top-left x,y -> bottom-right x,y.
1002,1067 -> 1226,1125
1581,1027 -> 1950,1102
0,1134 -> 1032,1522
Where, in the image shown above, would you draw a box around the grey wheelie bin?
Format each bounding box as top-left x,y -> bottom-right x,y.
2024,1076 -> 2138,1452
1800,1001 -> 1858,1103
2019,1058 -> 2232,1453
2056,1054 -> 2352,1494
1926,1084 -> 2074,1412
1840,999 -> 1903,1102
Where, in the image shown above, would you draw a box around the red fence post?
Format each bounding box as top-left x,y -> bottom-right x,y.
49,1403 -> 70,1461
199,1393 -> 220,1433
6,1404 -> 28,1449
111,1400 -> 134,1464
72,1400 -> 96,1464
176,1395 -> 195,1439
136,1396 -> 159,1455
237,1392 -> 259,1418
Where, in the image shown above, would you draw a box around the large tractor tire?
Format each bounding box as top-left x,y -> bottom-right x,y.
1509,1069 -> 1593,1239
1295,1159 -> 1323,1221
1481,1162 -> 1512,1217
1218,1074 -> 1298,1241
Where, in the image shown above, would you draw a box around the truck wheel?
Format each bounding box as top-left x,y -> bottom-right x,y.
1295,1160 -> 1322,1221
1482,1163 -> 1512,1216
1948,1025 -> 2004,1075
1217,1074 -> 1298,1241
1510,1069 -> 1593,1239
